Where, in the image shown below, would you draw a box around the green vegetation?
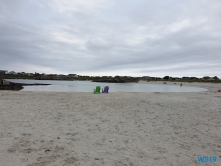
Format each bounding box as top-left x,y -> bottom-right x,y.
1,74 -> 220,83
163,76 -> 169,80
92,76 -> 139,83
0,74 -> 35,79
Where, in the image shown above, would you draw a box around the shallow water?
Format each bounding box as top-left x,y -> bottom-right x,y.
6,79 -> 207,92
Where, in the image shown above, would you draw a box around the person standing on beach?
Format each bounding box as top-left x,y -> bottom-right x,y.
180,83 -> 182,87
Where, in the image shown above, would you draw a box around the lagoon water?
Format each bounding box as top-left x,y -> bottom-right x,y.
6,79 -> 207,92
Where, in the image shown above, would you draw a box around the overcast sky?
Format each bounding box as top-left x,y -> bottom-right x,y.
0,0 -> 221,77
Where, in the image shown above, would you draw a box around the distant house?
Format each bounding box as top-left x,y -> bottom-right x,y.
47,74 -> 57,76
182,77 -> 190,80
9,71 -> 17,75
0,70 -> 8,74
173,77 -> 180,80
24,73 -> 31,76
142,76 -> 158,80
149,77 -> 157,80
143,76 -> 150,79
16,72 -> 24,75
203,76 -> 210,80
168,77 -> 180,80
68,74 -> 78,77
57,74 -> 65,77
189,77 -> 198,80
54,74 -> 65,80
213,76 -> 219,80
21,72 -> 31,76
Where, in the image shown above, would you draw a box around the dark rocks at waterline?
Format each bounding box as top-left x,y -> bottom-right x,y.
0,79 -> 51,90
16,83 -> 51,86
0,84 -> 23,90
0,79 -> 23,90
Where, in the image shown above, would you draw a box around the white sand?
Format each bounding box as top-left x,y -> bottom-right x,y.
0,82 -> 221,166
138,80 -> 221,92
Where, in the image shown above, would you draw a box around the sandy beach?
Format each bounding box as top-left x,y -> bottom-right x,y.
0,82 -> 221,166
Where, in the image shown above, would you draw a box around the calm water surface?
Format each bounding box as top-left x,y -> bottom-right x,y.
6,79 -> 207,92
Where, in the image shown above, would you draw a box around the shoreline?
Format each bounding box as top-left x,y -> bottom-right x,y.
3,79 -> 220,93
4,78 -> 221,92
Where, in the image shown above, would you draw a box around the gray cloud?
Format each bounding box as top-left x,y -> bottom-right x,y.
0,0 -> 221,77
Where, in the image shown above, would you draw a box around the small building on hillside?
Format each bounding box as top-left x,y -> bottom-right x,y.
9,71 -> 17,75
24,73 -> 31,76
68,74 -> 78,77
149,77 -> 157,80
203,76 -> 210,80
173,77 -> 180,80
182,77 -> 190,80
0,70 -> 8,74
213,76 -> 219,80
143,76 -> 150,80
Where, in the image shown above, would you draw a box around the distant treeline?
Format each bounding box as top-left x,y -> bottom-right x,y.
1,74 -> 221,83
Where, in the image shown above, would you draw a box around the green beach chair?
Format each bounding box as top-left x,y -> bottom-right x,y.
94,86 -> 101,93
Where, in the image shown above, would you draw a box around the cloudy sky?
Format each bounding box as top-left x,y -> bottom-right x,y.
0,0 -> 221,77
